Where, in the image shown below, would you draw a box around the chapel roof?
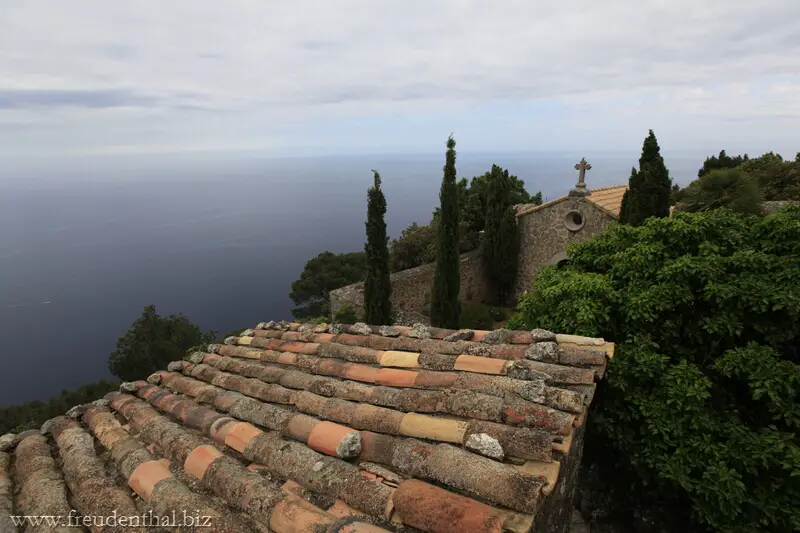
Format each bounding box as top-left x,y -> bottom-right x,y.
516,185 -> 628,218
0,321 -> 612,533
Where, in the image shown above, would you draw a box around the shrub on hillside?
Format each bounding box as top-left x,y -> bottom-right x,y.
460,302 -> 496,330
458,302 -> 512,330
299,316 -> 328,325
511,207 -> 800,533
217,328 -> 246,342
677,168 -> 764,215
0,380 -> 120,434
739,151 -> 800,201
109,305 -> 216,382
390,222 -> 437,272
333,304 -> 359,324
290,251 -> 367,319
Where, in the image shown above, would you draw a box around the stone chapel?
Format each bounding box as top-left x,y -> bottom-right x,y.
331,160 -> 628,320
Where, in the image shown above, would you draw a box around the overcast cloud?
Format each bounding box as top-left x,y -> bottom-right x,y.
1,0 -> 799,158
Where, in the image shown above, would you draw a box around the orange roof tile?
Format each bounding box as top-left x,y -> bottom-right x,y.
1,320 -> 611,533
586,185 -> 628,217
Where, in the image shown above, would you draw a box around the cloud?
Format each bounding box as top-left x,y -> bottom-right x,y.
770,83 -> 800,95
0,0 -> 798,156
0,88 -> 156,109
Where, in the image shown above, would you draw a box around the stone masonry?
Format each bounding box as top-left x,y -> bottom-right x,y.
331,163 -> 627,319
331,249 -> 495,320
514,195 -> 617,299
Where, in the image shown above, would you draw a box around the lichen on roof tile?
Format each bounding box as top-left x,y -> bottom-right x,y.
7,320 -> 610,533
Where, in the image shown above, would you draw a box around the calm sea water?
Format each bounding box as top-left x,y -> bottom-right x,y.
0,151 -> 703,404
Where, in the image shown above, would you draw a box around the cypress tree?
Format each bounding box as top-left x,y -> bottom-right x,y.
483,165 -> 519,305
619,129 -> 672,225
619,166 -> 640,223
430,135 -> 461,328
363,170 -> 392,325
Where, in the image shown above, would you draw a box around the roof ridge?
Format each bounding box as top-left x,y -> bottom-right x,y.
588,184 -> 628,192
515,185 -> 629,218
515,195 -> 569,217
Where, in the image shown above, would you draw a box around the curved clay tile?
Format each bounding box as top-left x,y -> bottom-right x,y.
2,320 -> 610,533
0,451 -> 13,533
13,434 -> 74,533
81,406 -> 255,533
106,393 -> 390,533
50,418 -> 146,533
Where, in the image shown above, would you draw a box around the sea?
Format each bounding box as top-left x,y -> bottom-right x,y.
0,150 -> 704,404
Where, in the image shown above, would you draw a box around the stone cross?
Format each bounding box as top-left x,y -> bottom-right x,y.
573,158 -> 591,194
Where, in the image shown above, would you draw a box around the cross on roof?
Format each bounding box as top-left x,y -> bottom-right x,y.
575,158 -> 591,185
572,158 -> 591,195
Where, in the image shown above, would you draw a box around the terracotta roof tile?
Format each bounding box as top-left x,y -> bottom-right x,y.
393,479 -> 507,533
50,418 -> 146,530
516,184 -> 628,218
82,405 -> 254,532
586,185 -> 628,216
13,434 -> 75,533
0,453 -> 13,533
4,321 -> 610,533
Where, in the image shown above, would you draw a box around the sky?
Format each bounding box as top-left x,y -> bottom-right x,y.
1,0 -> 799,161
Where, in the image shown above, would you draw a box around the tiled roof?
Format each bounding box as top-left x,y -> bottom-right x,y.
0,321 -> 612,533
516,185 -> 628,218
586,185 -> 628,217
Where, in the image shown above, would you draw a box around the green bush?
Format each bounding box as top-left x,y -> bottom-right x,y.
299,316 -> 328,325
488,306 -> 511,323
514,207 -> 800,533
290,251 -> 367,319
333,305 -> 359,324
109,305 -> 216,382
505,312 -> 528,331
0,380 -> 120,434
678,168 -> 764,215
460,302 -> 496,330
185,344 -> 208,357
216,328 -> 247,343
390,222 -> 437,272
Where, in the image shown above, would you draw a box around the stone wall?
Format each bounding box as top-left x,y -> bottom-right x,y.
762,200 -> 798,214
330,249 -> 495,320
514,196 -> 615,299
331,194 -> 619,317
533,421 -> 588,533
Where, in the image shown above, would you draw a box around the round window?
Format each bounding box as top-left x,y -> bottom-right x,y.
564,209 -> 586,231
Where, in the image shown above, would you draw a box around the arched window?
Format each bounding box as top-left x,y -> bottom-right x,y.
547,251 -> 570,268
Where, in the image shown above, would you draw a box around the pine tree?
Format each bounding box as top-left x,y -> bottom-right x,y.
698,150 -> 749,177
431,135 -> 461,328
108,305 -> 215,381
483,165 -> 519,305
619,129 -> 672,225
363,170 -> 392,325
